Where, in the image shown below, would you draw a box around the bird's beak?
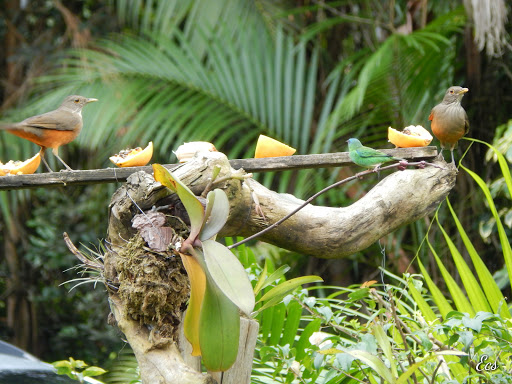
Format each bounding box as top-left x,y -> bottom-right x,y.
86,98 -> 98,103
459,88 -> 469,94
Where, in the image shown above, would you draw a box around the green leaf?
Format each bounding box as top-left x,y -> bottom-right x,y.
199,268 -> 240,371
345,350 -> 395,384
436,211 -> 491,313
372,322 -> 398,377
255,264 -> 291,294
295,318 -> 321,360
446,198 -> 510,318
202,239 -> 255,315
395,354 -> 437,384
416,260 -> 454,318
462,163 -> 512,303
82,366 -> 107,377
253,259 -> 269,296
152,164 -> 204,241
255,275 -> 323,314
200,189 -> 229,241
426,237 -> 475,316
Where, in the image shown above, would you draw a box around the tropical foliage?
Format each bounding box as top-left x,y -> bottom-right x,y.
1,0 -> 511,380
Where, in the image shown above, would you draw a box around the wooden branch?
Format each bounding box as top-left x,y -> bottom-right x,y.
106,150 -> 454,259
0,146 -> 437,190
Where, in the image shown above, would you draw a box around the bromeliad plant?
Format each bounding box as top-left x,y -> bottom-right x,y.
152,164 -> 255,371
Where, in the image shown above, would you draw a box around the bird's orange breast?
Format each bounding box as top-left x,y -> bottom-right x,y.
8,128 -> 80,149
430,105 -> 467,148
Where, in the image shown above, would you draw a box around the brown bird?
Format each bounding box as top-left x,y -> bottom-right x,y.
429,86 -> 469,164
0,95 -> 98,172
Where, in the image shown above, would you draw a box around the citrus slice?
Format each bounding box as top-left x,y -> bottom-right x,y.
254,135 -> 296,158
388,125 -> 433,148
174,141 -> 217,163
109,142 -> 153,167
0,152 -> 41,175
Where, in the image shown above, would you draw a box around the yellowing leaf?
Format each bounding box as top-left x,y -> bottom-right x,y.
181,253 -> 206,356
152,164 -> 204,241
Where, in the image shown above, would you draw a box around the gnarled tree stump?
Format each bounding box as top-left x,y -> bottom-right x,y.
101,150 -> 455,384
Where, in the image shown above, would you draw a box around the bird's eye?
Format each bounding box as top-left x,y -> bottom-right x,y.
449,90 -> 454,94
74,99 -> 80,103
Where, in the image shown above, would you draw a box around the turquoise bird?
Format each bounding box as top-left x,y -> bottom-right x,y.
347,138 -> 400,170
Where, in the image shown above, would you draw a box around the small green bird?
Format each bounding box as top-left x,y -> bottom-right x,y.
347,138 -> 400,170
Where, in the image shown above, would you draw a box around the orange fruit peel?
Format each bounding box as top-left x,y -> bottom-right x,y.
388,125 -> 433,148
110,141 -> 153,167
174,142 -> 218,163
0,152 -> 41,175
255,135 -> 296,158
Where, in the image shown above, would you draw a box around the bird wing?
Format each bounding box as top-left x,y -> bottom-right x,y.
356,146 -> 391,159
19,109 -> 80,131
464,110 -> 470,135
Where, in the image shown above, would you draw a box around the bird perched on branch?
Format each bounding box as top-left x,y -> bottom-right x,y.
429,86 -> 469,164
0,95 -> 98,172
347,138 -> 401,171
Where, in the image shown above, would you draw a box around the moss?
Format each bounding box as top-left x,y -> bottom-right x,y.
114,234 -> 189,340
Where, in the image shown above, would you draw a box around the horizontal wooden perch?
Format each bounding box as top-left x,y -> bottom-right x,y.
0,146 -> 437,190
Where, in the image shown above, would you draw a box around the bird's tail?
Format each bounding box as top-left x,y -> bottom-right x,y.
0,122 -> 16,130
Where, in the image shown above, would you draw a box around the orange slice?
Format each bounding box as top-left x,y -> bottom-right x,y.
254,135 -> 296,158
388,126 -> 433,148
0,153 -> 41,175
110,142 -> 153,167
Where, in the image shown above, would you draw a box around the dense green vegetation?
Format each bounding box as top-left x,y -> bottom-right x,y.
1,1 -> 511,382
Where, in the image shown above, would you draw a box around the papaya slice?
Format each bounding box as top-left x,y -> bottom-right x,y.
110,142 -> 153,167
388,126 -> 433,148
254,135 -> 296,158
1,153 -> 41,175
174,142 -> 217,163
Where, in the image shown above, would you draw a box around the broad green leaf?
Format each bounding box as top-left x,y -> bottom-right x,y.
199,271 -> 240,371
436,213 -> 491,313
255,275 -> 323,314
416,259 -> 454,318
202,239 -> 255,315
180,252 -> 206,356
200,189 -> 229,241
372,322 -> 398,378
295,318 -> 321,360
345,350 -> 395,384
152,164 -> 204,240
446,198 -> 510,318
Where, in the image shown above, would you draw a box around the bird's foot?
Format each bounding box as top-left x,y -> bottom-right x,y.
398,160 -> 409,170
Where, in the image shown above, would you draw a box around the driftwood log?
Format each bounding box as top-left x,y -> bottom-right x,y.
99,150 -> 455,384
